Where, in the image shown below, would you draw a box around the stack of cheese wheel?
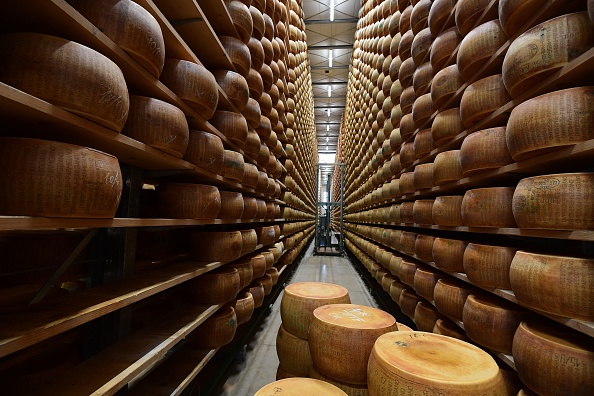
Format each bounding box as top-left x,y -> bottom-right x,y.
368,332 -> 506,395
277,282 -> 350,379
255,378 -> 347,395
309,304 -> 397,389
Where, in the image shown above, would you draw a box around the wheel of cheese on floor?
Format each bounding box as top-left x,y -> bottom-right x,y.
513,321 -> 594,396
512,173 -> 594,230
462,187 -> 517,228
190,231 -> 243,262
368,332 -> 506,395
309,304 -> 397,384
156,183 -> 221,219
502,12 -> 594,98
69,0 -> 165,77
457,20 -> 507,81
0,138 -> 122,218
506,87 -> 594,161
0,32 -> 129,132
255,378 -> 348,395
276,324 -> 312,377
280,282 -> 351,340
189,305 -> 237,348
459,127 -> 513,176
463,243 -> 517,289
510,251 -> 594,320
123,96 -> 189,158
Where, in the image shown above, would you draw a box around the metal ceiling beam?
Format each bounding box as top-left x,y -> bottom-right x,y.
313,95 -> 346,99
310,65 -> 350,70
308,44 -> 354,50
312,81 -> 347,86
304,18 -> 358,24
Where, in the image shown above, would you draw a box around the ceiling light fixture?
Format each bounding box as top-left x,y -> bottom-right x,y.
327,85 -> 331,97
329,0 -> 335,22
328,49 -> 333,68
326,124 -> 329,131
327,109 -> 330,116
326,136 -> 329,142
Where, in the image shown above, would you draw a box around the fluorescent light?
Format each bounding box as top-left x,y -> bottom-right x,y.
327,109 -> 330,116
326,125 -> 329,131
326,136 -> 329,142
328,49 -> 333,68
328,85 -> 331,97
330,0 -> 335,21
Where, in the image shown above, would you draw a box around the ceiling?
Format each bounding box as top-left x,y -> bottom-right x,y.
303,0 -> 360,154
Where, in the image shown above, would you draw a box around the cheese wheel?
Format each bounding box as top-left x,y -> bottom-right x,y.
411,0 -> 432,35
254,225 -> 275,245
399,30 -> 415,61
498,0 -> 547,37
412,62 -> 434,96
243,97 -> 262,129
433,152 -> 462,188
71,0 -> 165,77
399,172 -> 416,195
431,65 -> 464,111
400,231 -> 418,256
400,5 -> 413,34
390,279 -> 408,303
502,13 -> 594,98
412,93 -> 433,129
280,282 -> 351,340
213,69 -> 250,112
399,260 -> 421,287
459,127 -> 513,176
189,305 -> 237,348
190,231 -> 243,262
432,196 -> 464,226
368,331 -> 506,395
506,87 -> 594,161
400,142 -> 416,168
399,57 -> 416,89
433,278 -> 476,321
242,163 -> 259,189
309,304 -> 397,384
0,32 -> 129,132
0,138 -> 122,218
233,291 -> 254,324
221,150 -> 245,182
411,28 -> 434,67
254,378 -> 347,395
245,280 -> 265,307
414,129 -> 434,160
389,55 -> 403,82
413,163 -> 435,191
276,324 -> 313,377
414,266 -> 443,300
430,27 -> 462,72
244,129 -> 261,157
227,260 -> 253,290
210,111 -> 249,148
458,19 -> 508,81
309,367 -> 369,396
432,108 -> 463,146
513,320 -> 594,396
460,74 -> 511,128
123,96 -> 189,158
462,187 -> 517,228
156,183 -> 220,219
184,130 -> 225,174
226,0 -> 253,44
186,267 -> 240,304
250,6 -> 265,40
247,68 -> 264,100
160,59 -> 219,120
428,0 -> 457,36
455,0 -> 498,36
414,300 -> 445,332
255,199 -> 267,219
510,251 -> 594,320
463,294 -> 527,354
400,89 -> 416,118
432,238 -> 467,272
220,36 -> 252,76
218,191 -> 244,219
257,273 -> 273,295
433,318 -> 469,341
382,273 -> 398,293
512,173 -> 594,230
412,200 -> 434,225
464,243 -> 516,289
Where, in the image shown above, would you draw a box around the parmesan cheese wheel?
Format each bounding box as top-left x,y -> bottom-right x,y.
275,364 -> 295,380
220,35 -> 252,76
432,238 -> 467,272
71,0 -> 165,78
309,367 -> 369,396
430,27 -> 462,72
457,20 -> 508,81
433,151 -> 462,187
190,231 -> 243,262
189,305 -> 237,348
414,300 -> 445,332
257,273 -> 273,295
221,150 -> 245,182
390,279 -> 408,303
255,199 -> 267,219
399,172 -> 416,195
213,69 -> 250,112
459,128 -> 513,176
254,378 -> 347,395
498,0 -> 547,37
400,232 -> 418,257
399,30 -> 415,61
412,63 -> 433,97
502,13 -> 594,98
184,130 -> 224,174
219,191 -> 244,219
247,68 -> 264,99
414,266 -> 443,300
510,251 -> 594,320
254,225 -> 276,245
411,28 -> 434,67
399,260 -> 421,288
400,89 -> 416,119
506,87 -> 594,161
156,183 -> 221,219
233,291 -> 254,324
389,55 -> 403,82
512,173 -> 594,230
244,129 -> 261,157
463,243 -> 516,289
0,138 -> 122,218
431,64 -> 464,111
228,260 -> 253,290
226,0 -> 253,44
411,0 -> 432,35
432,108 -> 463,146
455,0 -> 498,36
281,282 -> 351,340
513,321 -> 594,396
412,93 -> 433,128
242,163 -> 260,188
463,294 -> 527,354
433,318 -> 469,341
400,5 -> 413,34
243,97 -> 262,129
123,96 -> 189,158
250,6 -> 265,40
428,0 -> 457,36
460,74 -> 511,128
368,331 -> 506,395
412,200 -> 434,225
276,324 -> 313,377
432,196 -> 464,226
160,59 -> 219,120
309,304 -> 397,384
245,280 -> 265,307
0,32 -> 130,132
462,187 -> 517,228
433,278 -> 476,321
186,267 -> 241,304
413,163 -> 434,191
400,142 -> 416,168
210,111 -> 249,148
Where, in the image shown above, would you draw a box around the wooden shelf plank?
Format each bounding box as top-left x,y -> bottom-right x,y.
28,304 -> 222,396
195,0 -> 239,38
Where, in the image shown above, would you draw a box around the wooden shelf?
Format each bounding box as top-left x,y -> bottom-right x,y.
24,304 -> 222,396
196,0 -> 239,38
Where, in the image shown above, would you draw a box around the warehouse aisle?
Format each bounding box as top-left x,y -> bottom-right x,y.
216,244 -> 378,395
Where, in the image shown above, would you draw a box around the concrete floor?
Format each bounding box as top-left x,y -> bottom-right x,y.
216,243 -> 378,395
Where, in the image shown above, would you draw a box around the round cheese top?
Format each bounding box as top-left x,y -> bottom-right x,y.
313,304 -> 396,330
284,282 -> 349,300
255,378 -> 348,395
